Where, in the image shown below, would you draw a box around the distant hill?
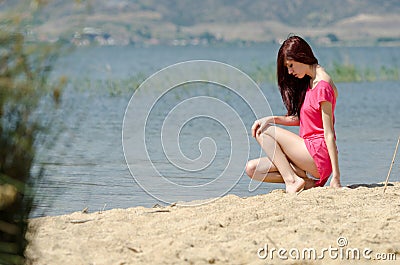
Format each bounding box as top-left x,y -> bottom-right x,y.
1,0 -> 399,46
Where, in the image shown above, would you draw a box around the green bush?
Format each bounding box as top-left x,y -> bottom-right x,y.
0,12 -> 66,265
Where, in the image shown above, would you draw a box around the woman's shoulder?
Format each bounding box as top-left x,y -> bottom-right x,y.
315,65 -> 332,84
315,66 -> 338,97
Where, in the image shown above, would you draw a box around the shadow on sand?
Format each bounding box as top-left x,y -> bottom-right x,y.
346,182 -> 394,189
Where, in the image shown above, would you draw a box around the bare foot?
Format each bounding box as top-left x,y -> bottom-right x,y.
304,177 -> 316,190
290,164 -> 315,190
285,177 -> 305,194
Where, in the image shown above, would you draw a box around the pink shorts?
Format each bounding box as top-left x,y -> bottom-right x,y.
304,137 -> 333,187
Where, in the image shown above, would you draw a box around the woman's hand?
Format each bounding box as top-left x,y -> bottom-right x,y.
329,173 -> 342,188
251,116 -> 274,138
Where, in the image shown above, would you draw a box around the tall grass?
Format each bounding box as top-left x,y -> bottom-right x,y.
246,62 -> 399,85
67,61 -> 399,97
0,11 -> 66,265
63,60 -> 400,101
70,72 -> 146,96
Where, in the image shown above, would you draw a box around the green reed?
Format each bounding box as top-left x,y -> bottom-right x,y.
0,10 -> 66,265
247,62 -> 399,84
71,72 -> 146,96
69,60 -> 399,97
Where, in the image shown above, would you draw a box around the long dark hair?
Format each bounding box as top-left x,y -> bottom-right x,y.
277,35 -> 318,117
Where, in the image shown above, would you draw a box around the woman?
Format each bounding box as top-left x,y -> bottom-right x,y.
246,35 -> 341,193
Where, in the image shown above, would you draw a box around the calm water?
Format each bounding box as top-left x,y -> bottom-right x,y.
34,45 -> 400,217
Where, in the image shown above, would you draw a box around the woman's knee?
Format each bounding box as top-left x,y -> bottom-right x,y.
255,125 -> 276,142
263,125 -> 278,138
245,160 -> 257,178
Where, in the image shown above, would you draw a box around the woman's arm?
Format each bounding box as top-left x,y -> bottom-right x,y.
251,115 -> 299,137
321,102 -> 341,187
271,115 -> 300,126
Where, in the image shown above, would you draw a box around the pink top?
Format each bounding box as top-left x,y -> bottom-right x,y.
299,80 -> 336,140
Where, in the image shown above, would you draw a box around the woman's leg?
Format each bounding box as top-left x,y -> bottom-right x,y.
254,126 -> 319,193
246,157 -> 306,181
246,157 -> 316,189
246,157 -> 283,183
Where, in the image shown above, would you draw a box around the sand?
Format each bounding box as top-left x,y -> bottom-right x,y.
26,182 -> 400,265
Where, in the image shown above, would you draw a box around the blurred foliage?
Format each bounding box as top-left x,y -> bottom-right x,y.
71,72 -> 146,97
328,62 -> 399,83
328,62 -> 362,83
247,62 -> 399,85
70,61 -> 400,97
0,6 -> 66,265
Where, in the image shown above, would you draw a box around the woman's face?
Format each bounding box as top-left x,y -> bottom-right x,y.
285,59 -> 309,79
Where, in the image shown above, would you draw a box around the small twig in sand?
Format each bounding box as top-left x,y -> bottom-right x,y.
126,246 -> 142,253
70,219 -> 94,224
384,135 -> 400,193
147,209 -> 170,213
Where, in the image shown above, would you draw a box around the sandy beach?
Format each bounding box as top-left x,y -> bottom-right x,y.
26,182 -> 400,264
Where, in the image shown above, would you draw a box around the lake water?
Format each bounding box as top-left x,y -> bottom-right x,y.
34,45 -> 400,217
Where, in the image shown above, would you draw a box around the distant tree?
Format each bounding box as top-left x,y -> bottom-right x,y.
326,33 -> 339,42
199,32 -> 216,43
